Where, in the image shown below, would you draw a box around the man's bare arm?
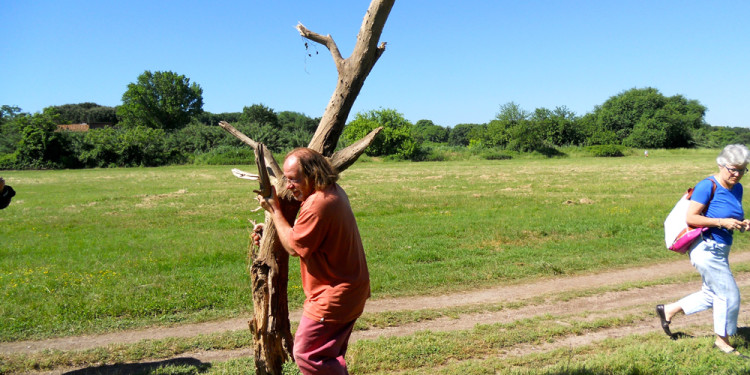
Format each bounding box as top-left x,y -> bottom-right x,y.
259,187 -> 299,257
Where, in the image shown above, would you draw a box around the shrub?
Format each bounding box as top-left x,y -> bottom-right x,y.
480,149 -> 513,160
420,147 -> 447,162
0,153 -> 17,170
77,126 -> 170,167
167,121 -> 228,154
343,108 -> 423,160
586,144 -> 625,157
193,146 -> 255,165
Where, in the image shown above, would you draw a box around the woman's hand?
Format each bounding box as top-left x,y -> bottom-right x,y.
739,219 -> 750,233
719,218 -> 748,231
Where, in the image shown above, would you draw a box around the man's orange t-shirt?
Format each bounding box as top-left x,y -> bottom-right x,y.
287,184 -> 370,323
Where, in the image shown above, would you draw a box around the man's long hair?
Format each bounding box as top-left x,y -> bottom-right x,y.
287,148 -> 339,191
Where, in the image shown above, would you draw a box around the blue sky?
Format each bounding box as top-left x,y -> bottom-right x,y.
2,1 -> 749,128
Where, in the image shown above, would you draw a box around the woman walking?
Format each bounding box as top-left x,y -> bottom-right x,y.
657,144 -> 750,357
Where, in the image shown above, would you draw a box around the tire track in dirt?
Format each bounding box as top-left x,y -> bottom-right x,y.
6,251 -> 750,371
163,274 -> 750,367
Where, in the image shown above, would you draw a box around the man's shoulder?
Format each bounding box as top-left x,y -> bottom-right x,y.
304,185 -> 348,211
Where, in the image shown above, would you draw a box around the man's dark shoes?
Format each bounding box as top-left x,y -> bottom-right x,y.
656,304 -> 672,337
714,344 -> 750,359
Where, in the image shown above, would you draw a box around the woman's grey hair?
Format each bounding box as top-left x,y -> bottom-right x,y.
717,144 -> 750,167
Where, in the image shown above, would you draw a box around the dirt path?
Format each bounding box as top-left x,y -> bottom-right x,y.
6,251 -> 750,371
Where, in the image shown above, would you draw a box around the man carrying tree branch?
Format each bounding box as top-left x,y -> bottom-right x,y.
254,147 -> 370,375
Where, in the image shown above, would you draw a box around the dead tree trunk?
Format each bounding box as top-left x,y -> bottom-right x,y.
219,1 -> 395,374
298,0 -> 394,157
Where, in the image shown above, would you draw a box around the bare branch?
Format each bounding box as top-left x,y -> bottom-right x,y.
219,121 -> 257,148
330,127 -> 383,172
219,121 -> 282,186
297,23 -> 344,70
232,168 -> 259,181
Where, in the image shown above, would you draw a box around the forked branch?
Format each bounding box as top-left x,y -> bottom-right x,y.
296,23 -> 344,71
330,127 -> 383,171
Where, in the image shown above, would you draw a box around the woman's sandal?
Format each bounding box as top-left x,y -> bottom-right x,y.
714,344 -> 750,359
655,304 -> 672,337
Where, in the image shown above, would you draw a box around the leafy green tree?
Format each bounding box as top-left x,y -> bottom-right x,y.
495,102 -> 529,123
236,122 -> 285,150
278,111 -> 318,134
484,102 -> 529,148
623,117 -> 668,148
0,105 -> 22,124
167,119 -> 228,155
234,104 -> 285,150
14,108 -> 76,168
0,105 -> 24,154
448,123 -> 483,146
117,70 -> 203,131
51,103 -> 117,124
241,104 -> 279,128
690,125 -> 750,148
343,108 -> 421,159
532,106 -> 583,146
726,127 -> 750,146
591,87 -> 705,148
578,112 -> 616,146
78,126 -> 169,167
77,127 -> 120,167
707,128 -> 742,148
507,120 -> 543,152
595,88 -> 667,139
661,95 -> 705,147
194,111 -> 242,126
118,126 -> 170,166
413,119 -> 449,143
278,111 -> 318,148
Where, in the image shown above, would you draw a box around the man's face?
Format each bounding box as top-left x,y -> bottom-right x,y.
283,156 -> 314,201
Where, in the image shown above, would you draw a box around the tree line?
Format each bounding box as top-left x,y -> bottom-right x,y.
2,70 -> 749,169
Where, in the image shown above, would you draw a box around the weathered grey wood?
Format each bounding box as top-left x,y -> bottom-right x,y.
298,0 -> 395,157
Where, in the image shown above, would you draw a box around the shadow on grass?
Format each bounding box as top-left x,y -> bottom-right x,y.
536,146 -> 567,158
669,331 -> 695,340
736,326 -> 750,340
670,326 -> 750,346
670,326 -> 750,342
62,357 -> 211,374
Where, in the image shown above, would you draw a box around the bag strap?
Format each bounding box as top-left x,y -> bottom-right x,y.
685,177 -> 717,215
703,177 -> 717,215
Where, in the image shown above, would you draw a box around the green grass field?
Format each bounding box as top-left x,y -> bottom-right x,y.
4,148 -> 750,374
